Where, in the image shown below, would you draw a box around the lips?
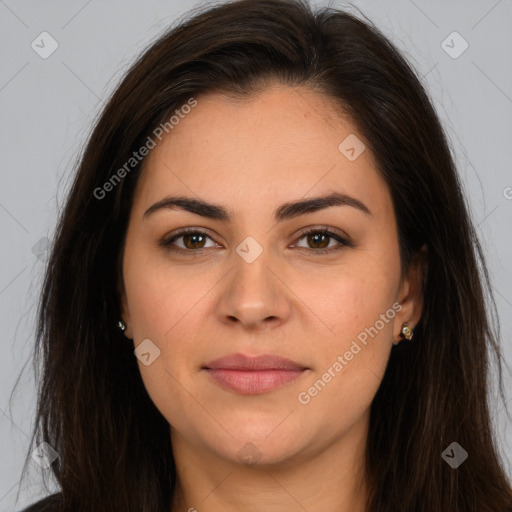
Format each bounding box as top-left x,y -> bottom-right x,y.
204,353 -> 308,371
203,353 -> 309,395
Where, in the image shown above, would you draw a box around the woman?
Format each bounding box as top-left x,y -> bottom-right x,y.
16,0 -> 512,510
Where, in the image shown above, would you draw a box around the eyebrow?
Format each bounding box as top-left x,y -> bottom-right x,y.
143,192 -> 372,222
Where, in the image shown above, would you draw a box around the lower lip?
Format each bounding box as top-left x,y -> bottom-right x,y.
204,368 -> 307,394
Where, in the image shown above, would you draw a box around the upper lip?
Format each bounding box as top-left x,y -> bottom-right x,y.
203,353 -> 308,371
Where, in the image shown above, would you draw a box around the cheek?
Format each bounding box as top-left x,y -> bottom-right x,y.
295,295 -> 394,440
123,244 -> 206,342
292,249 -> 399,348
122,248 -> 214,398
123,262 -> 207,426
292,254 -> 398,420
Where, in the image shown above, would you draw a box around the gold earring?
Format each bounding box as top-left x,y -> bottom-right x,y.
400,322 -> 413,341
118,320 -> 127,332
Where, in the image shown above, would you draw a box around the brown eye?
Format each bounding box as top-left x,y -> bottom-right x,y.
181,232 -> 207,249
305,232 -> 330,249
292,228 -> 353,254
161,227 -> 352,256
161,229 -> 218,253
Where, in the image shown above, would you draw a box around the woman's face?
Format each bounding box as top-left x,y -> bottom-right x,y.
120,84 -> 422,467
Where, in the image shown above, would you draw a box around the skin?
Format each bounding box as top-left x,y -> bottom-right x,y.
119,84 -> 426,512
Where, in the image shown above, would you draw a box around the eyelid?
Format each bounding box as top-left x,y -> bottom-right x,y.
293,224 -> 351,242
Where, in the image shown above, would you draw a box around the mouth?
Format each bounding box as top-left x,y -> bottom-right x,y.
202,353 -> 309,395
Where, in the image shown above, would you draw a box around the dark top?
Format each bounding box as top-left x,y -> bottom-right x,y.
20,493 -> 63,512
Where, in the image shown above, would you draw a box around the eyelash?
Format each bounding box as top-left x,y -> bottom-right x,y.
160,226 -> 353,256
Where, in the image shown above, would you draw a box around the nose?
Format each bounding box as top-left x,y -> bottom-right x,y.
215,250 -> 292,331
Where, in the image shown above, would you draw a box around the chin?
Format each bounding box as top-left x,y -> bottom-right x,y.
220,426 -> 307,466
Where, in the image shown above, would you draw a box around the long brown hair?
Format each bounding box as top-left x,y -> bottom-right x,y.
13,0 -> 512,510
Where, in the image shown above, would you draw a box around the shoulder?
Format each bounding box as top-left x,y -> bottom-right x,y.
20,493 -> 63,512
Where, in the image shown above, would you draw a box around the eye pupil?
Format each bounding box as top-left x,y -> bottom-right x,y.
308,233 -> 329,249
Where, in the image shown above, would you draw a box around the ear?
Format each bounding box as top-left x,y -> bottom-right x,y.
393,244 -> 428,345
118,282 -> 134,340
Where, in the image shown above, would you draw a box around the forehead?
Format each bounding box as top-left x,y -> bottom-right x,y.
132,85 -> 391,221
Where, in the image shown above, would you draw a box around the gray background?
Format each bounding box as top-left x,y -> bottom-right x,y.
1,0 -> 511,509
